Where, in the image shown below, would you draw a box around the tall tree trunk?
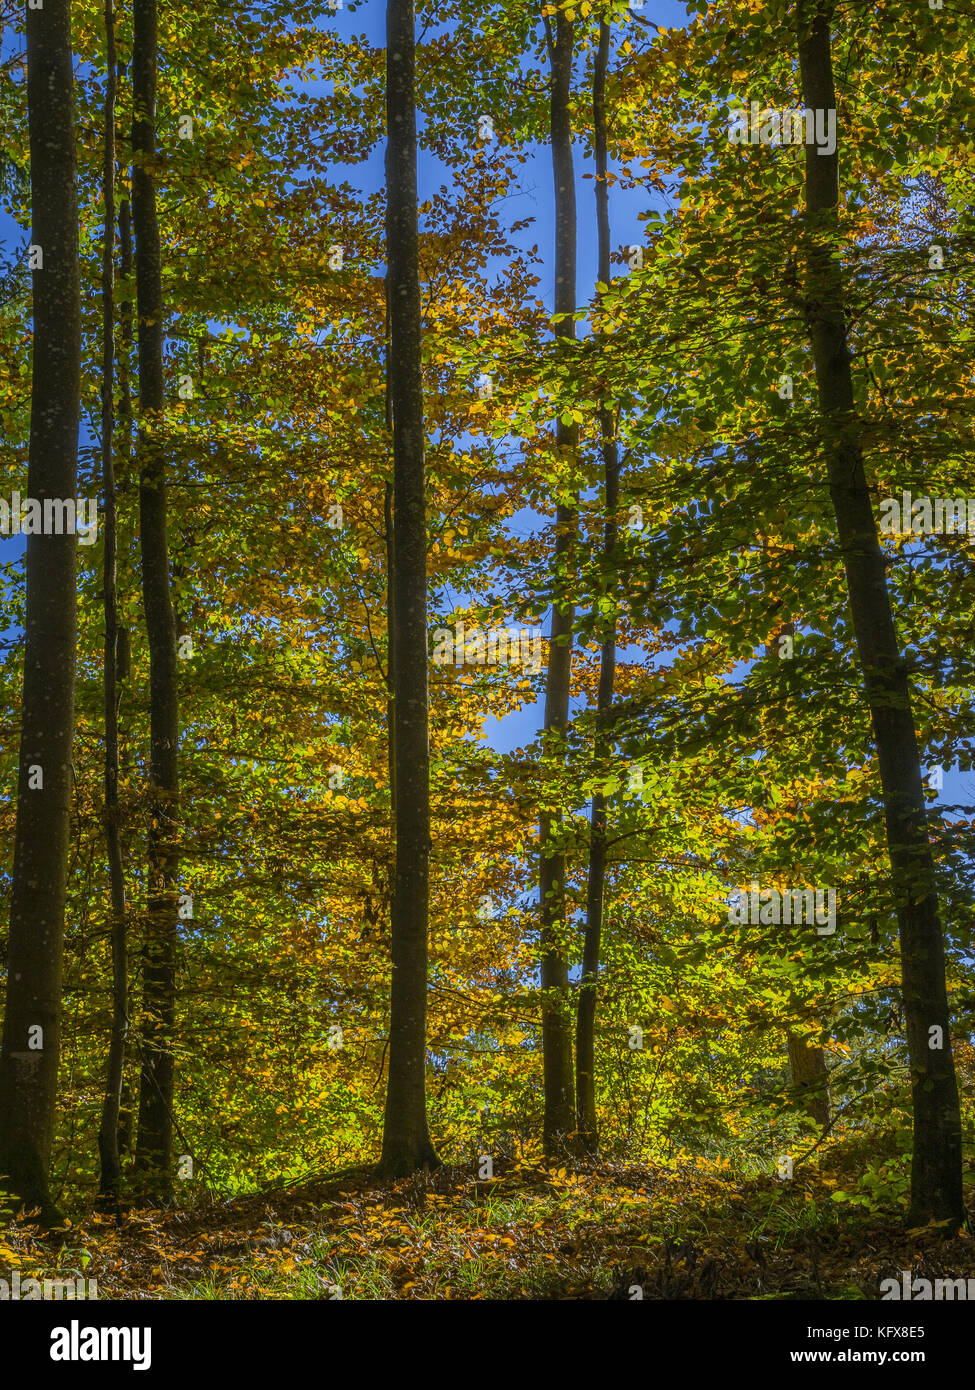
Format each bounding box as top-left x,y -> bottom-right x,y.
384,278 -> 397,813
97,12 -> 129,1204
0,0 -> 81,1223
539,5 -> 579,1161
114,112 -> 136,1174
797,0 -> 963,1228
379,0 -> 439,1178
116,159 -> 136,1164
132,0 -> 179,1198
575,18 -> 618,1157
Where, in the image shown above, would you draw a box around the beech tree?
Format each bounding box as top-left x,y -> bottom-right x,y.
0,0 -> 81,1221
132,0 -> 180,1195
796,0 -> 963,1226
95,2 -> 129,1203
380,0 -> 439,1177
539,1 -> 578,1161
575,15 -> 618,1157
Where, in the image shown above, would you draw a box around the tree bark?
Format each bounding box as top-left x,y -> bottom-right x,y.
96,12 -> 129,1204
787,1032 -> 830,1128
797,0 -> 963,1228
384,279 -> 397,815
0,0 -> 81,1224
539,4 -> 579,1161
114,129 -> 135,1172
379,0 -> 439,1177
132,0 -> 180,1198
575,19 -> 618,1157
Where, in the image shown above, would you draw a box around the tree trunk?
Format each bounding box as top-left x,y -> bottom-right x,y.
797,0 -> 963,1228
787,1032 -> 829,1128
132,0 -> 180,1198
0,0 -> 81,1224
96,11 -> 129,1204
539,4 -> 579,1161
384,279 -> 397,814
575,19 -> 618,1157
379,0 -> 439,1178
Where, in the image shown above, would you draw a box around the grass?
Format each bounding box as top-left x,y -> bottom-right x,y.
3,1141 -> 973,1300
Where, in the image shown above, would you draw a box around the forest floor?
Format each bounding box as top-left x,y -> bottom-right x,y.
5,1145 -> 975,1300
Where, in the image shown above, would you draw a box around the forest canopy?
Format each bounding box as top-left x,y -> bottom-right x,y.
0,0 -> 974,1309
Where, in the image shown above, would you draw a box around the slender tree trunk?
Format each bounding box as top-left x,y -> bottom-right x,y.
114,115 -> 135,1172
379,0 -> 439,1177
132,0 -> 179,1198
0,0 -> 81,1224
385,482 -> 397,810
384,280 -> 397,814
797,0 -> 963,1228
575,19 -> 618,1156
787,1032 -> 830,1128
539,5 -> 579,1160
97,13 -> 129,1203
